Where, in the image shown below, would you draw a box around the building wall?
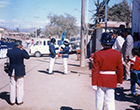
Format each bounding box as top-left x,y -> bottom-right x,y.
132,0 -> 140,35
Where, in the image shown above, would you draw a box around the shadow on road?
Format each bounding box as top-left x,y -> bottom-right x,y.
38,70 -> 63,74
0,91 -> 10,104
68,63 -> 80,67
60,106 -> 83,110
115,87 -> 140,110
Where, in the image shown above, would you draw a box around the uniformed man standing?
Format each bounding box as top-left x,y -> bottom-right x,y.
48,38 -> 57,74
7,40 -> 30,105
1,38 -> 7,58
92,32 -> 123,110
59,40 -> 70,74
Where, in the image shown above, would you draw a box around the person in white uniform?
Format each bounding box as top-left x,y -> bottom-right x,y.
59,41 -> 70,74
48,38 -> 58,74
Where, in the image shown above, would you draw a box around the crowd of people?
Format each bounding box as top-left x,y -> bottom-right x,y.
91,29 -> 140,110
2,28 -> 140,109
0,37 -> 15,59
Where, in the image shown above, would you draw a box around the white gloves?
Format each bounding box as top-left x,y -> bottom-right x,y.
92,85 -> 97,91
117,83 -> 122,87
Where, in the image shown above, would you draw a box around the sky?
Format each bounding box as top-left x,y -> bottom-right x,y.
0,0 -> 132,30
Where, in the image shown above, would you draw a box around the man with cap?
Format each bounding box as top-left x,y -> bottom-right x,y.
59,40 -> 70,74
92,32 -> 123,110
48,38 -> 58,74
7,40 -> 30,105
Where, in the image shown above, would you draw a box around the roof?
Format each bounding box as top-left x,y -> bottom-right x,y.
100,21 -> 126,28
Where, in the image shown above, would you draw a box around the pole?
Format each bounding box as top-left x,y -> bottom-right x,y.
105,2 -> 107,32
34,16 -> 39,37
80,0 -> 86,67
85,0 -> 89,58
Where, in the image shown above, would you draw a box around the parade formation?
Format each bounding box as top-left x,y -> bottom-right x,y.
1,0 -> 140,110
0,28 -> 140,110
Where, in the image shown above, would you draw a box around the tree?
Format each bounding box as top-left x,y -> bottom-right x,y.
44,13 -> 80,39
108,0 -> 132,28
90,0 -> 131,28
16,27 -> 19,32
37,28 -> 41,36
90,0 -> 110,24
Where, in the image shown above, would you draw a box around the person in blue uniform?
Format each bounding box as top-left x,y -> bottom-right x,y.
48,38 -> 58,74
1,38 -> 7,58
7,40 -> 30,105
59,40 -> 70,74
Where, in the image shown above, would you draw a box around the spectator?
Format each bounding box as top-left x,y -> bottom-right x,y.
130,48 -> 140,96
121,29 -> 134,80
25,38 -> 30,48
112,30 -> 125,52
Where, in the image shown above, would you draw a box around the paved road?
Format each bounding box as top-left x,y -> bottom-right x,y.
0,54 -> 140,110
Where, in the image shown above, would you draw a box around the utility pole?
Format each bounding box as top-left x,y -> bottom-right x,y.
34,16 -> 39,37
105,1 -> 107,32
80,0 -> 86,67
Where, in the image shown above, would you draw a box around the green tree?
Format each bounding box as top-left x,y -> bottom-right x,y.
90,0 -> 110,24
108,0 -> 132,28
44,13 -> 80,39
37,28 -> 41,36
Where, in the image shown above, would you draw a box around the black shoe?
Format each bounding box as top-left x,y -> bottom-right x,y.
128,93 -> 138,97
133,93 -> 138,97
123,78 -> 130,81
48,72 -> 54,74
10,103 -> 15,105
17,102 -> 23,105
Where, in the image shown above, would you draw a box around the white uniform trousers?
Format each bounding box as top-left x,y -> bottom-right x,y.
0,49 -> 4,58
49,57 -> 55,73
123,61 -> 130,79
0,49 -> 2,58
1,49 -> 7,58
96,87 -> 115,110
10,76 -> 24,103
63,58 -> 68,74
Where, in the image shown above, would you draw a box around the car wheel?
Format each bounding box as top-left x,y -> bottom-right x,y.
34,51 -> 41,57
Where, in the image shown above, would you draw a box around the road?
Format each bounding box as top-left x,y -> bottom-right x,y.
0,53 -> 140,110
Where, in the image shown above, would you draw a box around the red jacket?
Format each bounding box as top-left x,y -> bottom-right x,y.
92,48 -> 123,88
130,56 -> 140,71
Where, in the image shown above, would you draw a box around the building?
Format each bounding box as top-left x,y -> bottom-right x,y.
0,27 -> 30,40
132,0 -> 140,35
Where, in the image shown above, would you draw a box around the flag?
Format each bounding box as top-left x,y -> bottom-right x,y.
60,29 -> 65,45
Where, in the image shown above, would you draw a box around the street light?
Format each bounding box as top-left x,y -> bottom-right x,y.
34,16 -> 39,37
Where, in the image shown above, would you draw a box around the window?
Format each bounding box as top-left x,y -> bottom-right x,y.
47,41 -> 51,45
35,41 -> 42,45
44,41 -> 46,46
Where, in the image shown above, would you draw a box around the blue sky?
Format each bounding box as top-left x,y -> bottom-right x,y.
0,0 -> 131,30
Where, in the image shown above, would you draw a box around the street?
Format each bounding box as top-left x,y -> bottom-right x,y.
0,54 -> 140,110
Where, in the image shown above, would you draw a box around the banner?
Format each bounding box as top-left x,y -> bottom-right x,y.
60,29 -> 65,45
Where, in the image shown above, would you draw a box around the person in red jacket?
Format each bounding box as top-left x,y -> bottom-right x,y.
130,48 -> 140,97
92,32 -> 123,110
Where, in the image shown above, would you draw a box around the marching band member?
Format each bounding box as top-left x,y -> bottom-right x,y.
92,32 -> 123,110
59,40 -> 70,74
